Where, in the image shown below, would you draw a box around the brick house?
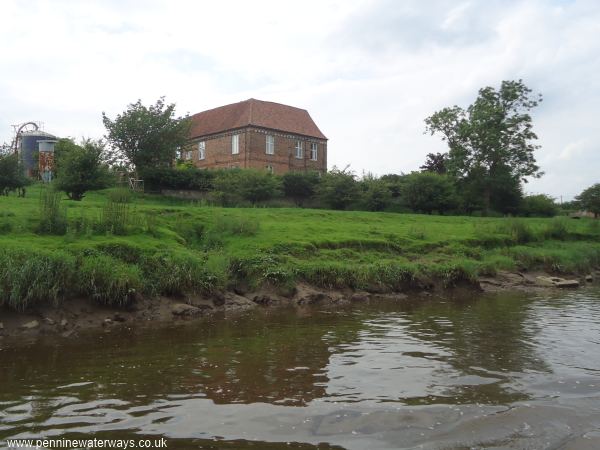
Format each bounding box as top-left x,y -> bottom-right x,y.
184,99 -> 327,174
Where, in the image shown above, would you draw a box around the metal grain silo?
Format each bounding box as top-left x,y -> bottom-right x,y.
15,123 -> 57,177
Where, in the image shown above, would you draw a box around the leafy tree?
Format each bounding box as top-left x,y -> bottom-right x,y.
576,183 -> 600,218
282,171 -> 320,206
519,194 -> 558,217
54,139 -> 111,201
403,172 -> 457,214
420,152 -> 448,174
425,80 -> 542,214
102,97 -> 191,175
0,153 -> 29,196
317,166 -> 359,210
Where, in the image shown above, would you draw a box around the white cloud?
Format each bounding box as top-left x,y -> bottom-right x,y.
1,0 -> 599,199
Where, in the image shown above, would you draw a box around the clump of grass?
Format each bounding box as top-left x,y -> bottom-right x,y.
138,252 -> 222,296
95,242 -> 144,263
430,261 -> 478,287
214,215 -> 260,236
36,189 -> 67,235
293,261 -> 360,289
144,212 -> 160,236
497,219 -> 536,244
69,211 -> 93,236
0,249 -> 75,311
175,220 -> 206,247
0,220 -> 13,234
543,217 -> 570,240
229,253 -> 291,288
79,254 -> 141,306
96,195 -> 130,235
108,188 -> 133,204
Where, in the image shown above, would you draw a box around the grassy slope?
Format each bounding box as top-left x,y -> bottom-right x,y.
1,185 -> 600,310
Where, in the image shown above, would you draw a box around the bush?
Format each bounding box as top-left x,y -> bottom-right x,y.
282,171 -> 319,206
0,152 -> 29,195
54,139 -> 112,201
520,194 -> 558,217
403,172 -> 457,214
317,167 -> 359,210
142,166 -> 215,192
361,178 -> 393,211
214,169 -> 281,205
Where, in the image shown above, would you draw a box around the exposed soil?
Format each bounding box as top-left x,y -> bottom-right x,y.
0,270 -> 597,346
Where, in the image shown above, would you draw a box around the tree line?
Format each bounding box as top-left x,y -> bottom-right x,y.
1,80 -> 599,217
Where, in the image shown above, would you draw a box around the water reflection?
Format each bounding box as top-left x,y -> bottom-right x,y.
1,289 -> 600,449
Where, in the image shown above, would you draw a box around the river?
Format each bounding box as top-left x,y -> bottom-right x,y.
2,288 -> 600,449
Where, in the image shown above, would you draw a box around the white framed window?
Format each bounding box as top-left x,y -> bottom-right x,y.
295,140 -> 303,159
231,134 -> 239,155
266,164 -> 274,174
198,141 -> 206,160
310,143 -> 318,161
266,135 -> 274,155
184,150 -> 192,160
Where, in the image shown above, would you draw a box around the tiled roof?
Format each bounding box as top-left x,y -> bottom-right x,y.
189,98 -> 327,140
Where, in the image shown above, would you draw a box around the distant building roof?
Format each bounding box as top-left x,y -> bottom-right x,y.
189,98 -> 327,140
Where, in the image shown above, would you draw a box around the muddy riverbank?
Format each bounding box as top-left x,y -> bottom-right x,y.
0,270 -> 596,345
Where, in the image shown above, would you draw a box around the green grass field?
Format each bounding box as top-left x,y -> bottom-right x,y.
1,184 -> 599,310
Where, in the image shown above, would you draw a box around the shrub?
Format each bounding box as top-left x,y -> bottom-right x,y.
214,169 -> 281,205
282,171 -> 319,206
403,172 -> 457,214
520,194 -> 558,217
54,139 -> 112,201
361,178 -> 392,212
317,167 -> 359,210
142,167 -> 215,192
0,152 -> 30,195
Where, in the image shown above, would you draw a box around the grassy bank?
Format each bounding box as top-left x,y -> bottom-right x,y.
1,185 -> 599,311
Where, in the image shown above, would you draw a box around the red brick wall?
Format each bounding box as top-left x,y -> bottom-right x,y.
186,127 -> 327,174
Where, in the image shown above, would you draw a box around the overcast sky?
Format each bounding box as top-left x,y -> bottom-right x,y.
2,0 -> 598,199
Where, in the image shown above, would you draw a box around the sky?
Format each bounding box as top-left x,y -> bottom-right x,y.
1,0 -> 599,200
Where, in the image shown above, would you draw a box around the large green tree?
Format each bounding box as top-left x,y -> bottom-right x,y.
54,139 -> 111,200
425,80 -> 543,214
576,183 -> 600,218
102,98 -> 191,175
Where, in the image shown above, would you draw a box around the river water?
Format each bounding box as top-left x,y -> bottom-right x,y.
2,289 -> 600,449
